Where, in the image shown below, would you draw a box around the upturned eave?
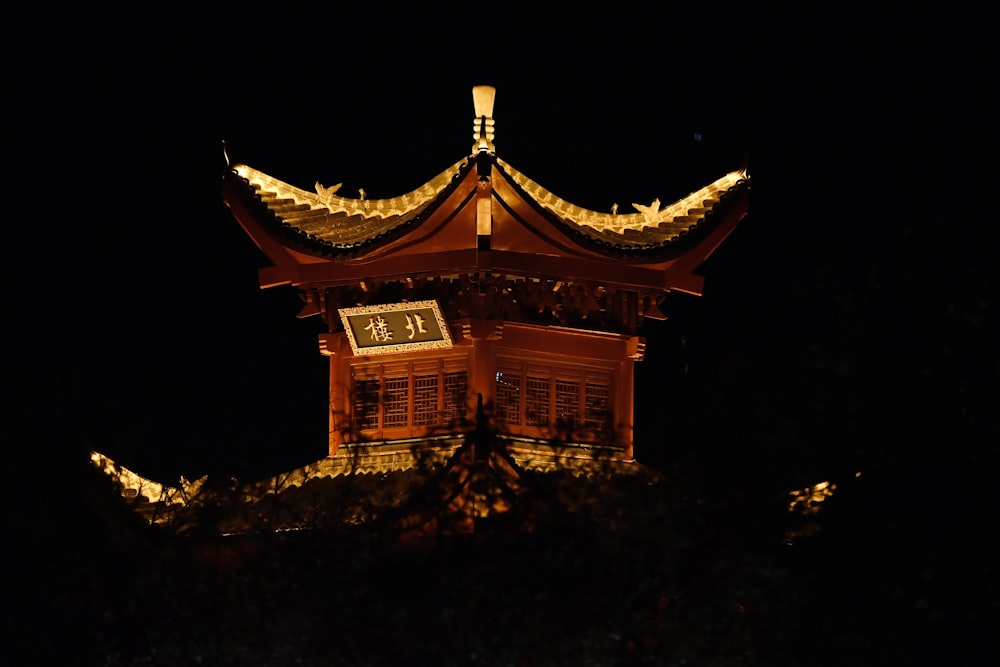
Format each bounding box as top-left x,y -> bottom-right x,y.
222,153 -> 749,294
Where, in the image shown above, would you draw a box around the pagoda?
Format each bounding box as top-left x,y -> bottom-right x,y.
221,86 -> 749,471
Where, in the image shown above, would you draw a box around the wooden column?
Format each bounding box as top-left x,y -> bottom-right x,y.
460,318 -> 503,420
319,333 -> 348,457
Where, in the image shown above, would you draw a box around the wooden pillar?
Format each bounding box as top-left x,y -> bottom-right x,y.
621,335 -> 645,460
619,357 -> 635,460
319,333 -> 347,457
460,318 -> 503,419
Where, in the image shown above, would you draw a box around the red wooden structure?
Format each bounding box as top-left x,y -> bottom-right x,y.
222,86 -> 749,466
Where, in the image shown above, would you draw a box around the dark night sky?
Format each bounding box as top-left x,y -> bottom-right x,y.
7,10 -> 997,665
16,7 -> 995,494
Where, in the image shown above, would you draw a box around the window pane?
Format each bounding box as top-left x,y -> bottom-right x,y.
525,375 -> 549,427
354,378 -> 380,431
443,370 -> 468,422
383,375 -> 409,428
584,381 -> 611,431
413,373 -> 439,426
555,379 -> 580,425
495,371 -> 521,425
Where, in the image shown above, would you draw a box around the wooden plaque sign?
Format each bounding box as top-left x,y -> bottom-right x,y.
339,300 -> 453,356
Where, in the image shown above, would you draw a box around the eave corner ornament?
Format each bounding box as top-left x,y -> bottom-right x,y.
632,198 -> 662,226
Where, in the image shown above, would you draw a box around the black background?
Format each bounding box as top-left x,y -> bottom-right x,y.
9,4 -> 997,663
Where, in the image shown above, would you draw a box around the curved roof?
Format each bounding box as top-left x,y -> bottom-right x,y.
226,155 -> 749,260
230,158 -> 471,254
496,159 -> 749,253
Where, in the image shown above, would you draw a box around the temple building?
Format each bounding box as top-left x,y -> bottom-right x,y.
90,86 -> 750,532
221,86 -> 750,473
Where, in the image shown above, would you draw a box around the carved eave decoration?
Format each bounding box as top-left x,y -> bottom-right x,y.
223,158 -> 476,288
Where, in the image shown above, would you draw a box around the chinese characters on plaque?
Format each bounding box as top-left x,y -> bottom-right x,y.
339,300 -> 453,355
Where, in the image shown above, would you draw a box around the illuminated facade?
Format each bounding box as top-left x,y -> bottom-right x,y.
222,86 -> 749,467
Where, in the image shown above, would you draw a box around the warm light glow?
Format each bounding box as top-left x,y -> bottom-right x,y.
477,197 -> 492,235
471,85 -> 496,153
233,160 -> 466,220
92,437 -> 638,532
472,85 -> 496,118
498,158 -> 747,238
787,480 -> 837,516
90,451 -> 203,524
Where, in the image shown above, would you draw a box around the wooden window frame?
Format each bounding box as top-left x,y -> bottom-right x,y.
495,356 -> 614,442
350,354 -> 469,440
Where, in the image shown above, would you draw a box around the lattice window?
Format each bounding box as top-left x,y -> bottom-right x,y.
494,357 -> 614,441
525,375 -> 550,427
443,370 -> 469,422
584,381 -> 611,431
351,355 -> 469,437
555,378 -> 581,426
495,371 -> 521,425
413,373 -> 439,426
353,378 -> 380,431
383,374 -> 409,428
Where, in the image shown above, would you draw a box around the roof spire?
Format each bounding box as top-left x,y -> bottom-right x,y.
472,85 -> 496,154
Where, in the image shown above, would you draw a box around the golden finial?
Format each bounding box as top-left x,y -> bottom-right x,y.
472,85 -> 496,154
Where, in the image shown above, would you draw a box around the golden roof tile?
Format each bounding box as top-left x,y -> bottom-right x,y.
495,158 -> 748,251
228,157 -> 748,258
231,159 -> 470,249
